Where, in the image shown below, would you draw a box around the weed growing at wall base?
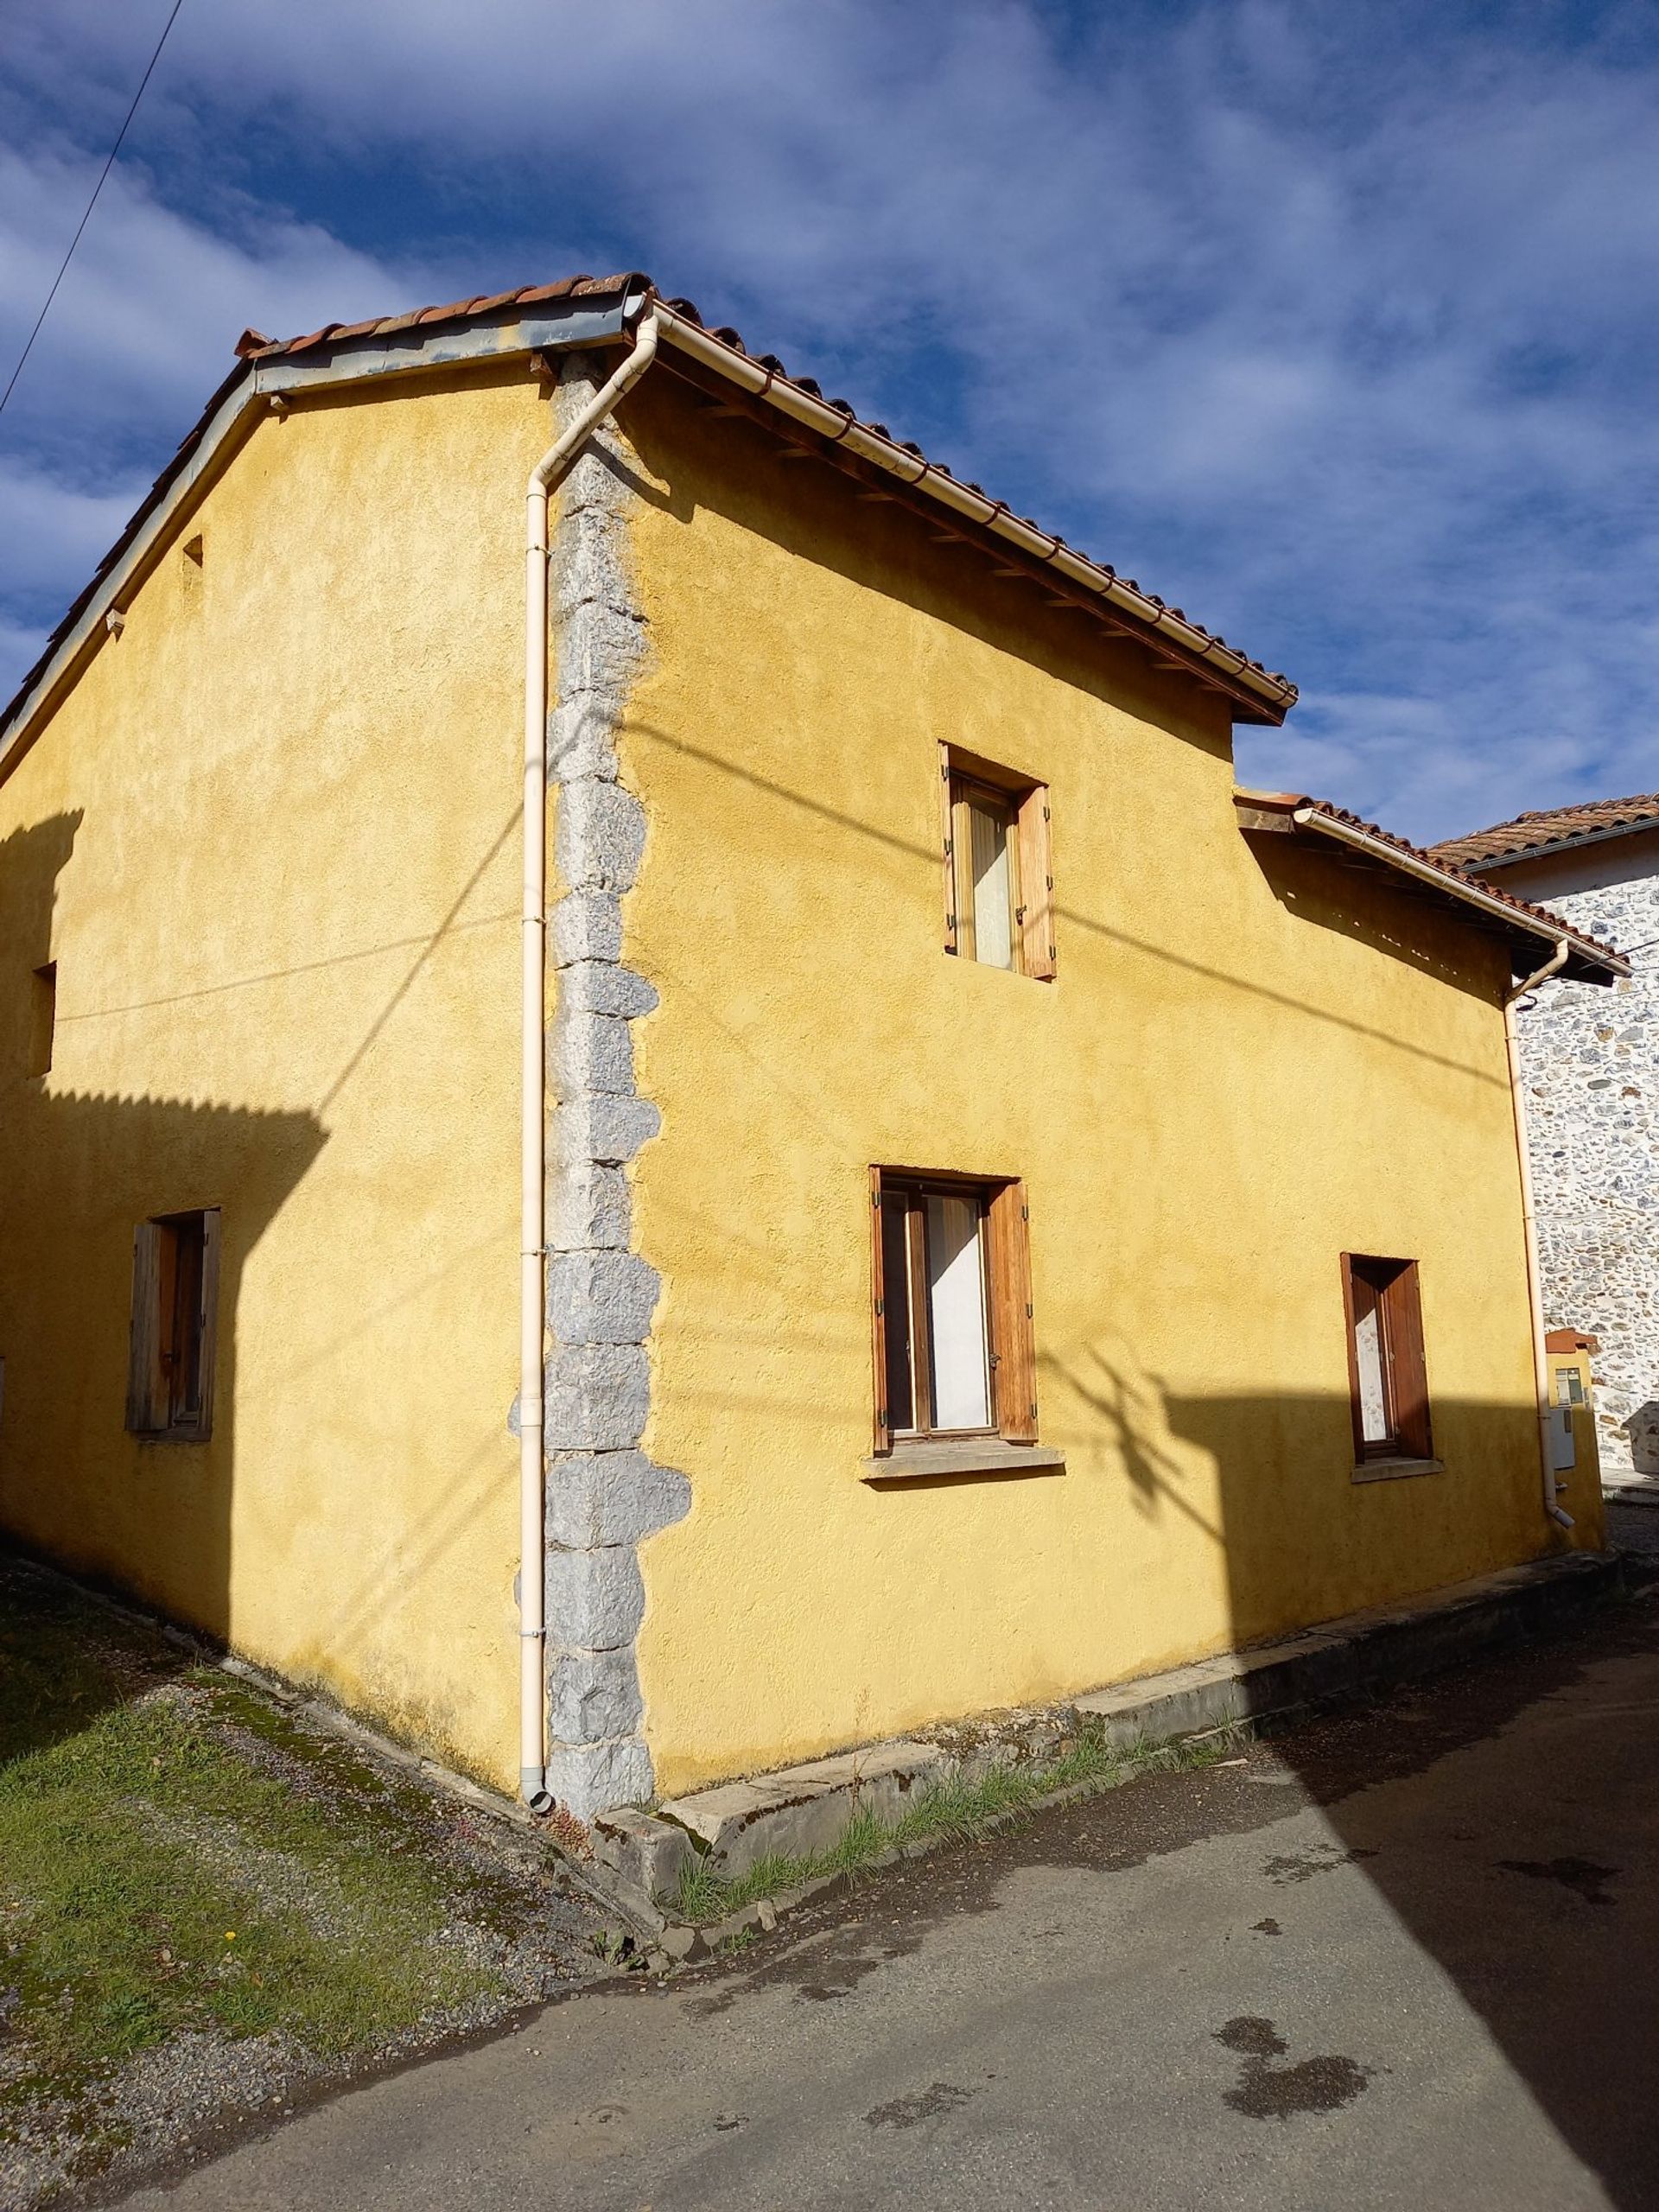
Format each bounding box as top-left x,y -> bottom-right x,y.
669,1723 -> 1241,1924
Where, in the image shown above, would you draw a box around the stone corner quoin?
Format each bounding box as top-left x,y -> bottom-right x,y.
536,354 -> 690,1822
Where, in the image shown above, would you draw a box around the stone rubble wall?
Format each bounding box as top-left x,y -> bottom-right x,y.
1516,863 -> 1659,1476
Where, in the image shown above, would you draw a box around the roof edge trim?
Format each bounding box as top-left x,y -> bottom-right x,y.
0,289 -> 641,783
1457,814 -> 1659,874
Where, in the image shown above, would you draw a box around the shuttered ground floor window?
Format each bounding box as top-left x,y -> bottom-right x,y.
1340,1253 -> 1433,1471
127,1209 -> 220,1441
870,1168 -> 1037,1456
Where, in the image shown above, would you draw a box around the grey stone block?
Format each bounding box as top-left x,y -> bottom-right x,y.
560,961 -> 658,1020
549,1010 -> 635,1099
543,1342 -> 650,1452
550,891 -> 622,969
545,1160 -> 632,1254
589,1804 -> 694,1904
544,1735 -> 654,1823
556,1092 -> 661,1166
548,696 -> 617,787
547,1643 -> 644,1742
544,1543 -> 646,1650
556,779 -> 646,895
547,1250 -> 659,1346
545,1451 -> 690,1548
660,1740 -> 950,1876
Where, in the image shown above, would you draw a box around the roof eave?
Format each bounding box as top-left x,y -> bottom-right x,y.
1236,790 -> 1630,985
651,303 -> 1297,726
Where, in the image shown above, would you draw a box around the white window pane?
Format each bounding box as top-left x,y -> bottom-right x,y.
969,801 -> 1014,970
925,1192 -> 989,1429
1355,1303 -> 1389,1443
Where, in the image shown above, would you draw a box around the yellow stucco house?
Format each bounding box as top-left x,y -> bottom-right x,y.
0,273 -> 1627,1819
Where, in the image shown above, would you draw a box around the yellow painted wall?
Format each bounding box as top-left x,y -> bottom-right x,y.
615,374 -> 1605,1798
1,351 -> 1604,1809
0,368 -> 553,1789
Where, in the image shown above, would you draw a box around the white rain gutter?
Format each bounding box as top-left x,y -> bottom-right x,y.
519,305 -> 660,1808
1288,806 -> 1620,980
650,303 -> 1295,719
1504,941 -> 1574,1530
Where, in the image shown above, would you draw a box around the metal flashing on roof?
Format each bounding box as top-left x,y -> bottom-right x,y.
1429,792 -> 1659,874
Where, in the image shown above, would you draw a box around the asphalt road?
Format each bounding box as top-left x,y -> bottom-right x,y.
120,1521 -> 1659,2211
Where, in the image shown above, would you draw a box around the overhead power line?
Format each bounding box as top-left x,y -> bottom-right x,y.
0,0 -> 186,421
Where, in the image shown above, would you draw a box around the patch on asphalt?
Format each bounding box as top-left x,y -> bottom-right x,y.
1252,1917 -> 1282,1936
1262,1842 -> 1379,1884
1214,2017 -> 1372,2120
1497,1855 -> 1619,1905
865,2082 -> 974,2128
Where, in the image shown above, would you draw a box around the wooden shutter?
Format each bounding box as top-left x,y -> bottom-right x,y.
869,1168 -> 891,1454
194,1209 -> 221,1440
988,1180 -> 1038,1442
1338,1254 -> 1366,1462
938,744 -> 957,955
126,1222 -> 166,1433
1016,785 -> 1055,979
1383,1261 -> 1432,1459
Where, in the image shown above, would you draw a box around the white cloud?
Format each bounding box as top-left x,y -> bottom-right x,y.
3,1 -> 1657,839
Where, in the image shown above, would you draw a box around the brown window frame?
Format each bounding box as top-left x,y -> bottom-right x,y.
1339,1253 -> 1432,1467
870,1167 -> 1038,1454
127,1209 -> 220,1441
938,744 -> 1055,980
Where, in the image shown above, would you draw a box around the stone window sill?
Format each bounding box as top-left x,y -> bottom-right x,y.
1351,1456 -> 1445,1484
862,1439 -> 1066,1482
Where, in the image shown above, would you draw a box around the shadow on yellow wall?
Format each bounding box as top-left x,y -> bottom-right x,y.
0,810 -> 327,1676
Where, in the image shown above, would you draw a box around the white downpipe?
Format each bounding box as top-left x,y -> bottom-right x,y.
520,306 -> 660,1808
1504,940 -> 1573,1530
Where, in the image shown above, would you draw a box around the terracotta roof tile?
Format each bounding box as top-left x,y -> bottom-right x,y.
3,269 -> 1300,753
1428,793 -> 1659,871
1236,788 -> 1627,976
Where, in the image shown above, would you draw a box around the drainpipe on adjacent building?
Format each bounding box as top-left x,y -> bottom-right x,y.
520,303 -> 660,1808
1504,939 -> 1573,1530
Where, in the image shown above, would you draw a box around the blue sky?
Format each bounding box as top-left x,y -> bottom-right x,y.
3,0 -> 1656,842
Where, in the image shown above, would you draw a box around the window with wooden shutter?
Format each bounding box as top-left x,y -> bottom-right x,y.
1339,1254 -> 1433,1470
27,963 -> 56,1079
127,1209 -> 219,1441
869,1169 -> 1039,1457
939,748 -> 1054,979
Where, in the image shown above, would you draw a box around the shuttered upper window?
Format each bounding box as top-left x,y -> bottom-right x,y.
938,746 -> 1055,979
127,1210 -> 220,1441
870,1169 -> 1037,1455
1339,1254 -> 1432,1467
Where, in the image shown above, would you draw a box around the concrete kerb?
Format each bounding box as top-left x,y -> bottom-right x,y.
590,1548 -> 1627,1935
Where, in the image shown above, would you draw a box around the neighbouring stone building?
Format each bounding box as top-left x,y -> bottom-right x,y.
1433,798 -> 1659,1481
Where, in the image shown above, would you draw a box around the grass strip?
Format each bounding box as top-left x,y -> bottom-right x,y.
670,1722 -> 1243,1923
0,1561 -> 512,2128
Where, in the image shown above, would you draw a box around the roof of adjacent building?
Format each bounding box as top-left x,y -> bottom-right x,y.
0,275 -> 1297,764
1234,789 -> 1629,983
1428,793 -> 1659,873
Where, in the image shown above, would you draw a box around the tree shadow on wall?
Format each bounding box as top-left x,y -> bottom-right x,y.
0,812 -> 327,1753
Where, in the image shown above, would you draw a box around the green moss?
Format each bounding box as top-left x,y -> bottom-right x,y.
670,1720 -> 1244,1923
